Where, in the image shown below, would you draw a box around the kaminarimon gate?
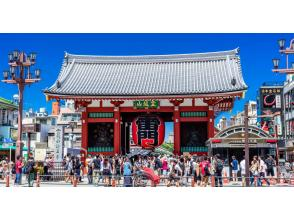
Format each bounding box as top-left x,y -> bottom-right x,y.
44,48 -> 248,162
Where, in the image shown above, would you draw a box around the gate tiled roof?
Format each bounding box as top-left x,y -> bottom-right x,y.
44,49 -> 247,97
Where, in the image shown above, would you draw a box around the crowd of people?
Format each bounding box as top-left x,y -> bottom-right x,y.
77,153 -> 281,187
2,152 -> 294,187
0,153 -> 55,187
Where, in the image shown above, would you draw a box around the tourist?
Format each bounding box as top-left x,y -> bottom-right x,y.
214,154 -> 223,187
230,156 -> 239,183
240,156 -> 246,186
154,155 -> 162,176
200,156 -> 211,187
258,156 -> 270,186
167,159 -> 181,186
112,156 -> 121,185
74,155 -> 82,182
68,156 -> 75,183
102,158 -> 112,186
249,156 -> 259,186
26,153 -> 36,187
14,155 -> 23,185
265,155 -> 275,178
86,155 -> 93,184
285,160 -> 292,173
92,155 -> 101,185
123,157 -> 133,187
161,156 -> 168,183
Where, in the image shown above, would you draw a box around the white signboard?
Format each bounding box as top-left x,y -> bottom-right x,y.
54,126 -> 64,162
35,148 -> 47,161
275,95 -> 281,108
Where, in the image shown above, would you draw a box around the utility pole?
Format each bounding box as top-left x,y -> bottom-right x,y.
244,102 -> 250,187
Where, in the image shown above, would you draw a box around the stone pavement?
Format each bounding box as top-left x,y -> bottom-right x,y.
1,175 -> 293,187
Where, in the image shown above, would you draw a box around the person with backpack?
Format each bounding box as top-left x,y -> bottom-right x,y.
123,157 -> 133,187
25,153 -> 36,187
102,158 -> 112,186
154,156 -> 162,176
167,160 -> 181,187
265,155 -> 275,178
92,155 -> 101,185
177,157 -> 185,186
74,156 -> 82,182
200,156 -> 211,187
214,154 -> 223,187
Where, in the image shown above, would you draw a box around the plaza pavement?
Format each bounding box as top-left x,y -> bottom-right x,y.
1,175 -> 292,187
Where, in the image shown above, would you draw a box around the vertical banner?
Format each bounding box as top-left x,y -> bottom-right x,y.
54,126 -> 64,162
275,95 -> 281,108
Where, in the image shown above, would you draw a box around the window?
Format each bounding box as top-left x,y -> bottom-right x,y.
51,118 -> 56,125
30,133 -> 37,141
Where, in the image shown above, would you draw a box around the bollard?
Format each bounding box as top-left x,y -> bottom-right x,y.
73,174 -> 77,187
176,181 -> 180,187
6,175 -> 10,187
290,177 -> 294,186
270,178 -> 276,185
279,174 -> 285,184
36,172 -> 40,187
254,176 -> 258,187
111,178 -> 116,187
191,178 -> 195,187
210,175 -> 215,187
223,171 -> 229,185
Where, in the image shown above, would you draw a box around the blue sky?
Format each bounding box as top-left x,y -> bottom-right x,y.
0,34 -> 290,139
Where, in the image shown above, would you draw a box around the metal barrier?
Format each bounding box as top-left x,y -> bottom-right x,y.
2,172 -> 294,187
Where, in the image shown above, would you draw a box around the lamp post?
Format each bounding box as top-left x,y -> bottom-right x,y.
244,103 -> 250,186
2,51 -> 41,160
272,38 -> 294,74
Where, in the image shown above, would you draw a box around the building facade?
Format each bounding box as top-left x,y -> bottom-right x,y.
257,83 -> 285,160
0,96 -> 18,160
284,75 -> 294,161
44,49 -> 248,162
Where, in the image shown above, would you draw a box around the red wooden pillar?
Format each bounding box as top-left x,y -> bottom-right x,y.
75,100 -> 91,164
81,108 -> 88,163
170,99 -> 184,155
111,101 -> 124,155
207,105 -> 215,139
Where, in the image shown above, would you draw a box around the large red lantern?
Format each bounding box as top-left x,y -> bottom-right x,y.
132,115 -> 165,149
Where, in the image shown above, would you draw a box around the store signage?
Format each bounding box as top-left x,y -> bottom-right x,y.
133,100 -> 159,109
132,115 -> 165,149
22,124 -> 40,133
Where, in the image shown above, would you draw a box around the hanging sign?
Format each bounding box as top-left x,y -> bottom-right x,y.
133,100 -> 159,109
132,115 -> 165,149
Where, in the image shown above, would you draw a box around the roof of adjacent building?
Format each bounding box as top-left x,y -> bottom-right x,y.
44,48 -> 247,98
0,97 -> 18,110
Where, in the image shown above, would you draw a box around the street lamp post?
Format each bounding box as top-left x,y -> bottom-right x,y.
2,51 -> 41,160
272,38 -> 294,74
